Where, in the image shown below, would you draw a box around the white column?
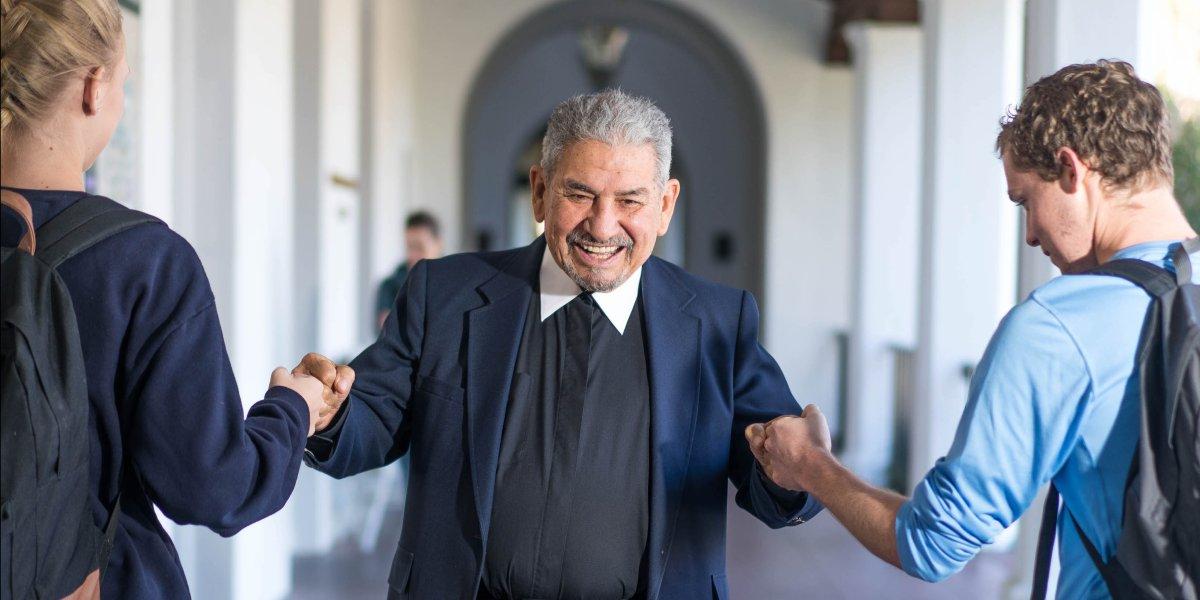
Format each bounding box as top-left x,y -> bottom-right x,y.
1004,2 -> 1156,596
317,0 -> 365,359
1017,0 -> 1157,298
910,0 -> 1024,489
363,0 -> 418,328
138,0 -> 174,224
841,22 -> 923,486
166,0 -> 297,597
228,0 -> 297,595
289,0 -> 369,561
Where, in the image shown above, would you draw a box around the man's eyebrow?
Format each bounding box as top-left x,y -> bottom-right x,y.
616,187 -> 649,197
563,179 -> 599,195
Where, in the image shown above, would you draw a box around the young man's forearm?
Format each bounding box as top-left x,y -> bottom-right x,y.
803,449 -> 907,569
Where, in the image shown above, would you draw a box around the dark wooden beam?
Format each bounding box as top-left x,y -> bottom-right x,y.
825,0 -> 920,64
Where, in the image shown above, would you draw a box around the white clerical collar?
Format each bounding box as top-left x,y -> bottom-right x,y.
539,245 -> 642,335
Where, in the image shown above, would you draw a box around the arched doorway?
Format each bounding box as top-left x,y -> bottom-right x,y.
462,0 -> 767,299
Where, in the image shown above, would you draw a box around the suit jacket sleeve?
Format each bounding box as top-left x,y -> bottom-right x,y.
304,259 -> 428,478
729,290 -> 824,528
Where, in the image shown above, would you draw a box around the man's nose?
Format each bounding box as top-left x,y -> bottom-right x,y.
1025,214 -> 1039,247
586,199 -> 623,240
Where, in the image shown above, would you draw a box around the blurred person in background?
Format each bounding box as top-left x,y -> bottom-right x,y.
375,211 -> 443,330
1,1 -> 334,597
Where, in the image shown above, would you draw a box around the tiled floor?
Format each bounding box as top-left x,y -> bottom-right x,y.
290,491 -> 1014,599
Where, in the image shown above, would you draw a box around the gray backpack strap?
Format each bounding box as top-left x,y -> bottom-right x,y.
36,197 -> 161,268
1173,238 -> 1200,286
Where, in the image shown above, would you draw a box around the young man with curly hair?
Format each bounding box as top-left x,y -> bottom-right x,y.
748,60 -> 1195,598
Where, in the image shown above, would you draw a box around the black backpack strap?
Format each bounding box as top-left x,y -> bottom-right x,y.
1031,485 -> 1060,600
36,197 -> 160,268
1087,259 -> 1177,299
1032,486 -> 1146,599
1066,505 -> 1144,598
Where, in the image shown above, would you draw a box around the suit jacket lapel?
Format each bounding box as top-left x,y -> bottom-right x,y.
466,238 -> 541,541
640,258 -> 701,600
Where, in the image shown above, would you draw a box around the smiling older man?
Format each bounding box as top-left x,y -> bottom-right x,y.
296,90 -> 823,600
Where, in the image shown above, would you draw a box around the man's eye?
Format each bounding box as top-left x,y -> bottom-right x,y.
569,194 -> 590,201
620,198 -> 643,207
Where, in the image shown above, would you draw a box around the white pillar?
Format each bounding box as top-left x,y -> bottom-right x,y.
166,0 -> 297,597
1017,0 -> 1158,298
317,0 -> 365,359
841,22 -> 924,486
289,0 -> 369,561
138,0 -> 174,224
1004,2 -> 1156,596
910,0 -> 1024,489
229,0 -> 297,593
363,0 -> 418,329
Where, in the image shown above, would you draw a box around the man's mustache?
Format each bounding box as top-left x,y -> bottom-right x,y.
566,230 -> 634,249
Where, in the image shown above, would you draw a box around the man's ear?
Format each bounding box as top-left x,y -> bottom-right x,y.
531,165 -> 548,223
82,66 -> 108,116
1056,146 -> 1086,194
657,179 -> 681,237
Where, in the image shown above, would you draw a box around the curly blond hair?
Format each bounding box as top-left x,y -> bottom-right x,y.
996,60 -> 1174,193
1,0 -> 123,133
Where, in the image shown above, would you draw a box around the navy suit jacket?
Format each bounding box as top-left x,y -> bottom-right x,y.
306,237 -> 821,599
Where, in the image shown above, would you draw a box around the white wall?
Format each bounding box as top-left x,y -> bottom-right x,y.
406,0 -> 855,407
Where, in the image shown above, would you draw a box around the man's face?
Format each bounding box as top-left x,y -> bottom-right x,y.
1003,153 -> 1096,273
531,140 -> 680,292
404,226 -> 442,269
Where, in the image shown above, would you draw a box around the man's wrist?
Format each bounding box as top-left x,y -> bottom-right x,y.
798,446 -> 839,500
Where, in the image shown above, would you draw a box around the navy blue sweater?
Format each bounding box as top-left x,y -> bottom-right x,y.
1,189 -> 309,599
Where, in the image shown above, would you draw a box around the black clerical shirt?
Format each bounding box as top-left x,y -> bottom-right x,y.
481,284 -> 651,600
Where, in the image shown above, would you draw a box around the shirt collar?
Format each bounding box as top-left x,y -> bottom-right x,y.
539,245 -> 642,334
1109,239 -> 1181,263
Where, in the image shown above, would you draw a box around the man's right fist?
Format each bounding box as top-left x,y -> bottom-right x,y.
269,367 -> 325,436
292,352 -> 355,433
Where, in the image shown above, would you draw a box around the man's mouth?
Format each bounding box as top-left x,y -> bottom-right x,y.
571,241 -> 626,267
578,241 -> 620,257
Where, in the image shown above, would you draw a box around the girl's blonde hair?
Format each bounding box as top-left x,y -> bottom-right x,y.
0,0 -> 123,133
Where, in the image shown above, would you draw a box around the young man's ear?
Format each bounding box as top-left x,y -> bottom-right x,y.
82,66 -> 108,116
1056,146 -> 1085,194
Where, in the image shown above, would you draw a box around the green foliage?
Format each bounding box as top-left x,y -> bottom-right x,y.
1176,117 -> 1200,228
1166,91 -> 1200,228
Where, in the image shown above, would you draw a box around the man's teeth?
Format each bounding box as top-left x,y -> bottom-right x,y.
579,243 -> 619,256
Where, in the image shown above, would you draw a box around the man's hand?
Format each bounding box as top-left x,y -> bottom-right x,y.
269,367 -> 327,437
744,403 -> 832,491
747,403 -> 906,569
291,352 -> 355,433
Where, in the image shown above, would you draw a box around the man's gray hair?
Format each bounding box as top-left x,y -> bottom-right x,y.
540,89 -> 673,188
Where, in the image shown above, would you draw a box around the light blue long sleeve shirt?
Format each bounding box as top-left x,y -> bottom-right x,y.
894,240 -> 1189,599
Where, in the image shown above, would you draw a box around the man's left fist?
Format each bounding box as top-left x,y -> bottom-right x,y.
291,352 -> 355,433
745,404 -> 832,491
